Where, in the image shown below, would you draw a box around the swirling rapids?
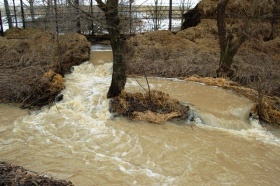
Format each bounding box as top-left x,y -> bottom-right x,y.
1,56 -> 280,185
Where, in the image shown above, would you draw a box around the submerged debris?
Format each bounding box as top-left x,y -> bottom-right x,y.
110,90 -> 190,124
0,162 -> 74,186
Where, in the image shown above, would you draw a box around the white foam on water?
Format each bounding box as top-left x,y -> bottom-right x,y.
196,119 -> 280,147
5,61 -> 279,185
12,62 -> 115,148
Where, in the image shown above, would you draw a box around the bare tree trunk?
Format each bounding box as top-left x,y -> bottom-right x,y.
96,0 -> 126,98
154,0 -> 159,30
267,0 -> 280,40
0,9 -> 4,36
4,0 -> 13,29
216,0 -> 258,77
43,0 -> 50,29
20,0 -> 26,29
169,0 -> 172,31
89,0 -> 94,35
54,0 -> 59,34
74,0 -> 81,33
12,0 -> 18,27
28,0 -> 36,24
216,0 -> 232,77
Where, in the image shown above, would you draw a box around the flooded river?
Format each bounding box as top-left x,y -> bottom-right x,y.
0,45 -> 280,185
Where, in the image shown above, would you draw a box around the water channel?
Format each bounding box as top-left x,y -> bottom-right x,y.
0,45 -> 280,185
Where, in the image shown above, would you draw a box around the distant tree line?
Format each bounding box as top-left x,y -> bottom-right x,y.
0,0 -> 195,35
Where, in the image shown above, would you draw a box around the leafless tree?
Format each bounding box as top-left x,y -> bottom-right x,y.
27,0 -> 36,23
148,0 -> 166,30
179,0 -> 192,25
266,0 -> 280,41
0,9 -> 4,36
96,0 -> 126,98
4,0 -> 13,29
216,0 -> 259,77
74,0 -> 81,33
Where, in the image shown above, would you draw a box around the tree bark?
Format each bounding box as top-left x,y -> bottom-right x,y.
28,0 -> 36,24
20,0 -> 26,29
216,0 -> 231,77
0,9 -> 4,36
74,0 -> 81,34
216,0 -> 256,77
96,0 -> 126,98
4,0 -> 13,29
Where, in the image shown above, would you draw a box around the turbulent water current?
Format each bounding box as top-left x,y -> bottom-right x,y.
0,45 -> 280,185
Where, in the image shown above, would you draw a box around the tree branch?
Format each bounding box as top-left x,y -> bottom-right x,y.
96,0 -> 107,12
217,0 -> 230,52
231,0 -> 259,54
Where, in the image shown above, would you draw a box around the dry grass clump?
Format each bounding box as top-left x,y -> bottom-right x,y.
110,90 -> 189,124
124,0 -> 279,126
43,70 -> 65,92
57,32 -> 91,73
176,19 -> 218,42
262,37 -> 280,55
186,76 -> 280,125
197,0 -> 276,19
0,161 -> 73,186
4,27 -> 44,39
125,30 -> 219,78
0,28 -> 91,108
125,17 -> 279,96
176,19 -> 220,53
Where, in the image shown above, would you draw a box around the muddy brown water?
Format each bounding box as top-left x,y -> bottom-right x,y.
0,48 -> 280,185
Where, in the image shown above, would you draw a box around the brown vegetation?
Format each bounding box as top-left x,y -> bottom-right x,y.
124,0 -> 280,125
125,23 -> 280,97
186,77 -> 280,125
125,29 -> 280,125
0,28 -> 91,108
125,29 -> 219,78
110,90 -> 190,124
0,161 -> 73,186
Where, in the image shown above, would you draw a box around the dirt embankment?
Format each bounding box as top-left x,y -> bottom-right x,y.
0,28 -> 91,108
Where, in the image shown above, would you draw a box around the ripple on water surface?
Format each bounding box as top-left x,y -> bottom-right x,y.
0,61 -> 280,185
